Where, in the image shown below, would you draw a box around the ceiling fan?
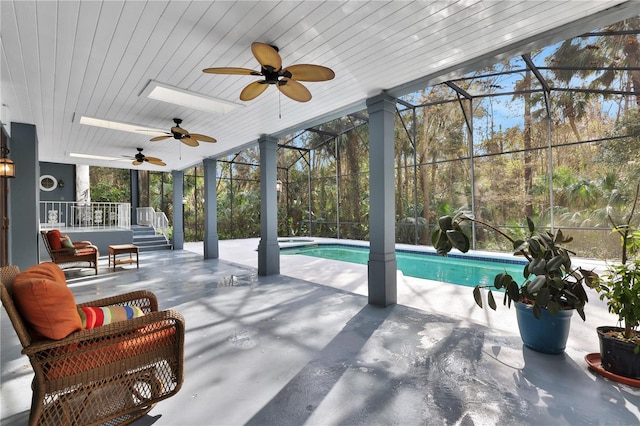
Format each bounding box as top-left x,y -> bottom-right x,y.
203,42 -> 335,102
126,148 -> 166,167
148,118 -> 217,147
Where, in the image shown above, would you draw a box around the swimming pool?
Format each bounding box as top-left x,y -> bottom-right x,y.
281,244 -> 526,288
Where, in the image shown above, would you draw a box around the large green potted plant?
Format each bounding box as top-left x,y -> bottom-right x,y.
432,213 -> 598,354
593,186 -> 640,379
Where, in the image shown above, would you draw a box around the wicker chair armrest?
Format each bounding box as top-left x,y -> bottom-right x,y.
22,309 -> 185,355
76,290 -> 159,313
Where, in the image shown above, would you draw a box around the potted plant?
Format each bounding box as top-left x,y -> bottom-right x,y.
432,213 -> 598,354
593,185 -> 640,379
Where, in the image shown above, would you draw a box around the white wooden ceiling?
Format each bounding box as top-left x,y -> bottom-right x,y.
2,0 -> 639,171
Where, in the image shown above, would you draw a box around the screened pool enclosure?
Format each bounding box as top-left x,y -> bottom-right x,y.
134,17 -> 640,261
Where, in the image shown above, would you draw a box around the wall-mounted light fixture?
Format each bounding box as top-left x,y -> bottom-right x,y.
0,147 -> 15,178
276,179 -> 282,193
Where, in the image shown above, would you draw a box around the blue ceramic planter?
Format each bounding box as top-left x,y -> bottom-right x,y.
515,302 -> 573,354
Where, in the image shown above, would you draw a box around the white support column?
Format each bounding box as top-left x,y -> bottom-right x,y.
367,92 -> 397,307
172,170 -> 184,250
258,135 -> 280,276
75,164 -> 90,203
203,158 -> 219,259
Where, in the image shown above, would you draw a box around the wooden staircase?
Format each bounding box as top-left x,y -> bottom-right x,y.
131,225 -> 172,252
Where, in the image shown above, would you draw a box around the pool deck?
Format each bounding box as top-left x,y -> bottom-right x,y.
217,238 -> 614,354
1,237 -> 639,425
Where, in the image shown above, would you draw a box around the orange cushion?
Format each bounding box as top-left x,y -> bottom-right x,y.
43,325 -> 176,380
12,263 -> 81,340
15,261 -> 66,282
46,229 -> 63,250
75,247 -> 97,256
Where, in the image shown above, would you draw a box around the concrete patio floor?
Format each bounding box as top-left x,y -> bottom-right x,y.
2,238 -> 640,425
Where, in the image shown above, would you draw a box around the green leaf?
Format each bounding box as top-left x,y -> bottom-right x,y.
526,216 -> 535,233
535,287 -> 550,307
571,280 -> 588,303
473,286 -> 483,308
487,290 -> 497,310
533,304 -> 542,319
547,300 -> 561,316
438,215 -> 453,231
513,240 -> 527,252
550,277 -> 565,290
580,268 -> 600,288
529,258 -> 546,275
446,230 -> 470,252
494,273 -> 510,289
507,280 -> 520,303
528,238 -> 542,257
431,229 -> 442,247
527,275 -> 547,294
545,255 -> 565,273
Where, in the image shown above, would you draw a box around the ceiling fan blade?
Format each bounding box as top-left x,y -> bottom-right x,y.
132,160 -> 143,166
251,42 -> 282,70
146,157 -> 166,166
171,126 -> 188,135
202,67 -> 261,75
180,136 -> 199,147
240,81 -> 269,101
189,133 -> 217,143
150,135 -> 171,142
277,78 -> 312,102
283,64 -> 335,82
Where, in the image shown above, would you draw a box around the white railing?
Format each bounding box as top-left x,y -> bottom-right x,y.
136,207 -> 169,239
155,211 -> 169,239
137,207 -> 155,227
39,202 -> 131,229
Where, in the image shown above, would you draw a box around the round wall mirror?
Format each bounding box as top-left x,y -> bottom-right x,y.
39,175 -> 58,191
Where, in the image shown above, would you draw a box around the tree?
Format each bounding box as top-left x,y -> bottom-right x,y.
90,167 -> 130,202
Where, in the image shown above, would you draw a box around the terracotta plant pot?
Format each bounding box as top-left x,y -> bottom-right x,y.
597,326 -> 640,379
515,302 -> 573,354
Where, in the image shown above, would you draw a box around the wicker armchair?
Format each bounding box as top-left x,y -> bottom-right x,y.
0,265 -> 185,426
40,230 -> 99,275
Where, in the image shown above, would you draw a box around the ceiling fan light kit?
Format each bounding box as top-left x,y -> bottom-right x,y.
203,42 -> 335,102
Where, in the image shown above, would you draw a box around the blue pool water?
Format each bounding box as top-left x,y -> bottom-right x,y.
281,244 -> 526,288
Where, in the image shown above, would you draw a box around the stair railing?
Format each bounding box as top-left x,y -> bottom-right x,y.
154,211 -> 169,240
136,207 -> 155,226
136,207 -> 169,240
